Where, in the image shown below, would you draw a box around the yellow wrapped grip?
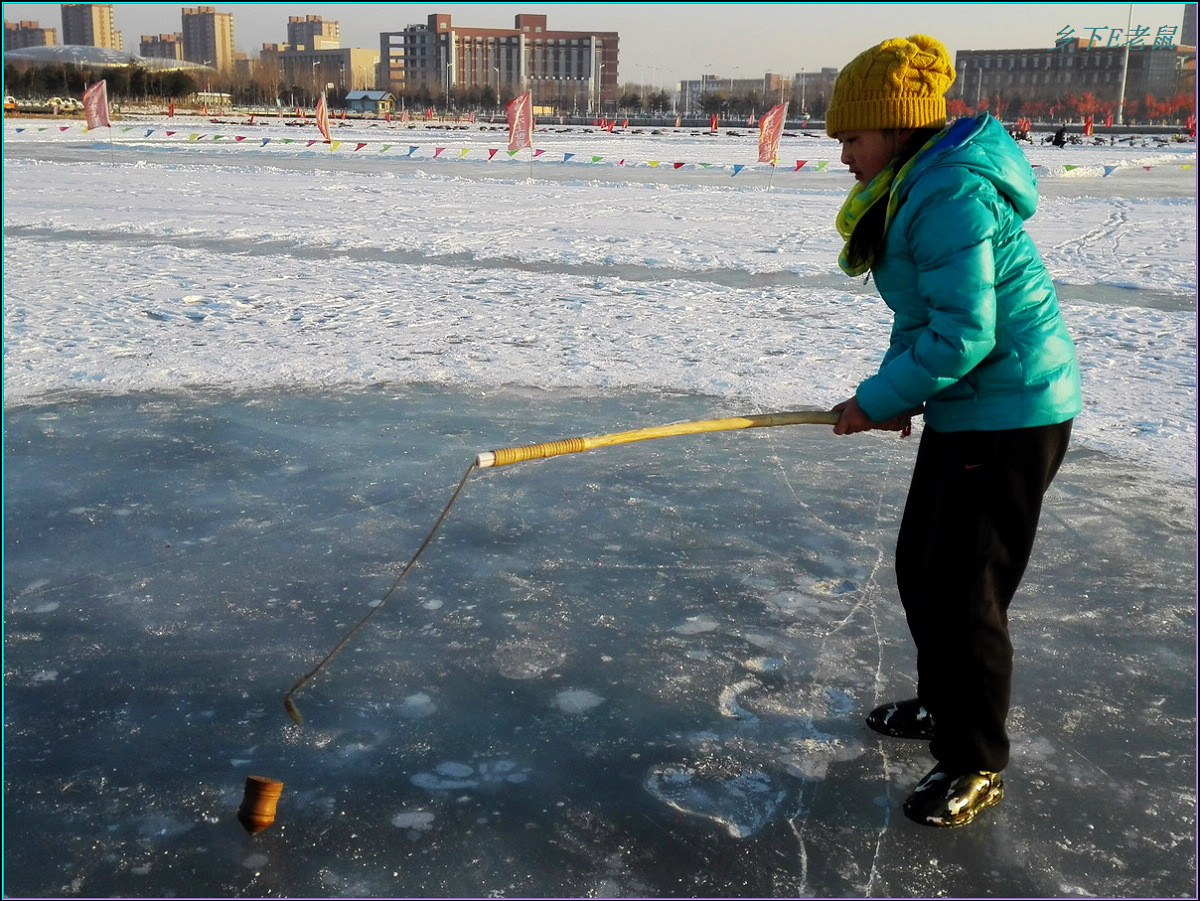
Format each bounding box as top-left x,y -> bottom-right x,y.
475,410 -> 839,468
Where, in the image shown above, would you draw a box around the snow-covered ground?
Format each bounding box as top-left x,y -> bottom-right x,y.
4,115 -> 1196,483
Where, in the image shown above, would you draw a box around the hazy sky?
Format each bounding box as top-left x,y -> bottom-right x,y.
2,2 -> 1189,79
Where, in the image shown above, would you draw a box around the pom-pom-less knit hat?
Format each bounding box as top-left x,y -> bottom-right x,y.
825,34 -> 955,137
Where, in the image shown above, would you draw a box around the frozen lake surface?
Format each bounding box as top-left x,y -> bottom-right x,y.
4,386 -> 1195,898
3,116 -> 1196,897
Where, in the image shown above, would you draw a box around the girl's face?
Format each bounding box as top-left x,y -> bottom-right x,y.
836,129 -> 910,183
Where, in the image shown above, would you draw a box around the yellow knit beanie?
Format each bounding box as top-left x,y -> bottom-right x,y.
825,34 -> 955,137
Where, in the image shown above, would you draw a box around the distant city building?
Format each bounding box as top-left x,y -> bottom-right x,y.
3,42 -> 208,71
61,3 -> 121,51
287,15 -> 340,51
139,33 -> 184,61
254,13 -> 376,99
181,6 -> 234,71
678,73 -> 797,116
795,68 -> 838,118
954,38 -> 1194,111
257,44 -> 380,96
4,19 -> 58,50
379,13 -> 619,114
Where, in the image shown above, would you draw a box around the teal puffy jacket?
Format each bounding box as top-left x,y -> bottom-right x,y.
855,114 -> 1083,432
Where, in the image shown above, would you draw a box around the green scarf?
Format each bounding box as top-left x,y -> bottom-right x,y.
835,130 -> 946,276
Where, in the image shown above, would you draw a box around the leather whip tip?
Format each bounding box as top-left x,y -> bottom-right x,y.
237,775 -> 284,834
283,696 -> 303,725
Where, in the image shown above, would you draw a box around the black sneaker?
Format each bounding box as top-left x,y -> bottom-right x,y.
902,765 -> 1004,827
866,698 -> 935,740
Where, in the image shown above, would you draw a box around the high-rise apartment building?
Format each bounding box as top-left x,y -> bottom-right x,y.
140,33 -> 185,61
181,6 -> 234,71
61,3 -> 121,51
4,20 -> 58,50
287,15 -> 340,51
380,13 -> 618,113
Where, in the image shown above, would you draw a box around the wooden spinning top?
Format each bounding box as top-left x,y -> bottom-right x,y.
237,775 -> 284,834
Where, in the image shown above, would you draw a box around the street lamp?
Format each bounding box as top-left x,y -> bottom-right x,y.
590,43 -> 604,116
1115,3 -> 1133,125
699,63 -> 714,116
493,65 -> 500,105
646,65 -> 661,114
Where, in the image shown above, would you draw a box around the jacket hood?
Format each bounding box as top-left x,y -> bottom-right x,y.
902,113 -> 1039,220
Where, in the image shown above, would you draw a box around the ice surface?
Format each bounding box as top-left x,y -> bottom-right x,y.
3,117 -> 1196,897
4,387 -> 1194,897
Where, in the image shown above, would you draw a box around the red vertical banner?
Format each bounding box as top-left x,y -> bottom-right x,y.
709,114 -> 718,134
506,91 -> 534,152
315,93 -> 331,142
83,80 -> 111,129
757,102 -> 788,164
1083,114 -> 1094,137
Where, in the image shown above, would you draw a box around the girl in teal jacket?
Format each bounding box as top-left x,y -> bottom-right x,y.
826,35 -> 1082,827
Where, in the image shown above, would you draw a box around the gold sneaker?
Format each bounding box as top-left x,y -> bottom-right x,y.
902,766 -> 1004,827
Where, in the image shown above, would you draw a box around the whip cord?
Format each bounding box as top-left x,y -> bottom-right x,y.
283,463 -> 477,725
283,408 -> 840,724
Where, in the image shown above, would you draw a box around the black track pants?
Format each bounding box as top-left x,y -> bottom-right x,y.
895,420 -> 1072,773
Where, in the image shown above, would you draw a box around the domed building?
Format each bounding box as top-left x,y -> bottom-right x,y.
3,43 -> 212,72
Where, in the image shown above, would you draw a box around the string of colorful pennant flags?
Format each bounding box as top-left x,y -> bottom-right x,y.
7,119 -> 853,173
11,119 -> 1193,177
10,83 -> 1193,177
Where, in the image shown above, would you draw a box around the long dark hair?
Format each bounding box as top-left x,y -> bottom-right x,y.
845,127 -> 942,273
